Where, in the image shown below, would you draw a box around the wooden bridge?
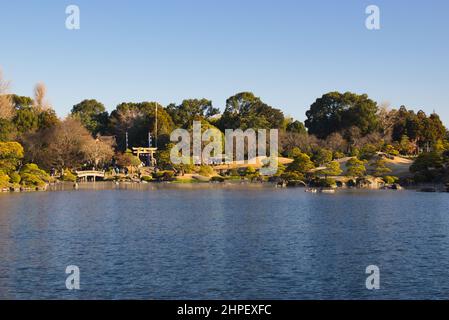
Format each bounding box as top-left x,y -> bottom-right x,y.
75,170 -> 105,182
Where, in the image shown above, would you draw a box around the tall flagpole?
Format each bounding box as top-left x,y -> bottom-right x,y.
155,103 -> 158,148
125,131 -> 129,150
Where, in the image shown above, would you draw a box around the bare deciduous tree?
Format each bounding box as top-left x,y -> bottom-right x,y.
46,117 -> 93,170
0,68 -> 14,120
280,132 -> 319,156
377,102 -> 397,141
81,137 -> 114,169
34,82 -> 50,111
22,117 -> 92,170
344,126 -> 362,148
324,132 -> 348,153
22,117 -> 115,171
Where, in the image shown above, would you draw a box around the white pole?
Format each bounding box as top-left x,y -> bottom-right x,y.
155,103 -> 158,148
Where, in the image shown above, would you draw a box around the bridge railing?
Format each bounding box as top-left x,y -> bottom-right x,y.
75,170 -> 106,177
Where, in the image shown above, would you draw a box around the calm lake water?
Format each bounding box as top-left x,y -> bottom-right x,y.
0,183 -> 449,299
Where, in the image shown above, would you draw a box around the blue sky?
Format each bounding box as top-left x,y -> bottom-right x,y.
1,0 -> 449,125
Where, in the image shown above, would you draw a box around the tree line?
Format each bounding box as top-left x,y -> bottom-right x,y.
1,68 -> 449,189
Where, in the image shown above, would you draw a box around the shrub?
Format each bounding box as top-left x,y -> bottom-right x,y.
19,173 -> 47,187
399,177 -> 414,186
0,141 -> 24,173
289,147 -> 302,158
210,176 -> 225,183
174,177 -> 197,183
410,152 -> 444,172
20,164 -> 50,186
163,171 -> 175,181
346,158 -> 367,177
273,163 -> 286,176
244,166 -> 260,179
312,147 -> 333,166
310,178 -> 336,188
384,144 -> 399,156
116,151 -> 141,168
175,163 -> 195,174
141,175 -> 152,182
333,151 -> 345,159
152,171 -> 164,181
286,152 -> 315,173
9,171 -> 21,184
0,171 -> 10,188
62,170 -> 77,182
228,168 -> 239,177
319,161 -> 342,177
152,170 -> 175,182
360,144 -> 377,161
372,158 -> 392,177
281,171 -> 305,182
198,165 -> 215,177
413,171 -> 436,184
350,147 -> 360,157
383,175 -> 398,184
410,152 -> 444,183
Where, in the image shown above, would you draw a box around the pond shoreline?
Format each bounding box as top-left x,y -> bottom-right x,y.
2,180 -> 448,194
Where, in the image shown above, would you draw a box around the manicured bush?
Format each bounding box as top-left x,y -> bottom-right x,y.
210,176 -> 225,183
244,166 -> 256,176
281,171 -> 305,182
383,144 -> 399,156
9,171 -> 21,184
346,158 -> 367,177
141,175 -> 152,182
383,175 -> 398,184
163,171 -> 175,181
228,168 -> 239,177
310,177 -> 336,188
360,144 -> 377,161
177,163 -> 195,174
151,171 -> 164,181
152,170 -> 175,182
350,148 -> 360,158
333,151 -> 345,159
62,170 -> 77,182
20,164 -> 50,186
20,173 -> 46,187
198,165 -> 215,177
0,171 -> 10,189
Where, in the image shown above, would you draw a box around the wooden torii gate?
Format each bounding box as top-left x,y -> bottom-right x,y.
132,147 -> 158,166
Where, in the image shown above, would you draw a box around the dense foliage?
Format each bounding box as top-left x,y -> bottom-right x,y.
1,65 -> 449,186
